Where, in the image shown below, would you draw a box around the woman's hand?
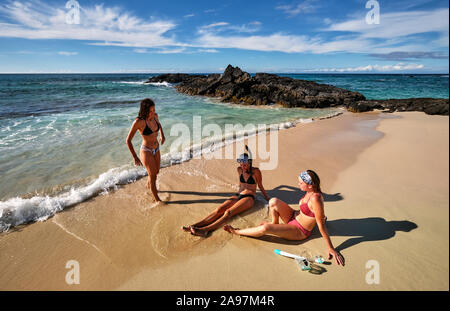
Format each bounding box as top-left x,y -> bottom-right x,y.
160,136 -> 165,145
134,156 -> 143,166
328,248 -> 345,266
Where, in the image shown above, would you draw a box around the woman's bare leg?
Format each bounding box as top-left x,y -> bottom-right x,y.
182,197 -> 238,231
141,150 -> 161,202
190,197 -> 254,237
155,149 -> 161,175
269,198 -> 294,224
224,223 -> 306,241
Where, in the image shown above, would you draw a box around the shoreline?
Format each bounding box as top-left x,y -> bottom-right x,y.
0,107 -> 344,233
0,111 -> 448,290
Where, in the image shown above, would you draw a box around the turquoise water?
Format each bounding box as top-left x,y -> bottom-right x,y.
280,74 -> 449,99
0,73 -> 448,231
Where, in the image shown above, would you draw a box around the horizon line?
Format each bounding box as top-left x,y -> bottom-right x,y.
0,72 -> 448,75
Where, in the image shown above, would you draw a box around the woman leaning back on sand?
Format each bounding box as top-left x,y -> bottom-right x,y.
126,98 -> 165,203
183,146 -> 270,237
224,170 -> 345,266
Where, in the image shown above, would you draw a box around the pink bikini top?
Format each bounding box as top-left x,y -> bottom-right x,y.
299,194 -> 315,218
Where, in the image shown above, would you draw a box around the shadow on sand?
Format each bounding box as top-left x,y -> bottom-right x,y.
254,217 -> 418,252
162,186 -> 417,255
160,184 -> 342,205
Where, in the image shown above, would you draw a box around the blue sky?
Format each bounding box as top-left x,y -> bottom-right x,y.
0,0 -> 448,73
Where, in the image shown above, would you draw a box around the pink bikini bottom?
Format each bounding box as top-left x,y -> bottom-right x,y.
287,211 -> 311,237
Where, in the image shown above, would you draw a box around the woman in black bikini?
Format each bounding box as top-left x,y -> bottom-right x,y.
183,146 -> 270,237
126,98 -> 165,202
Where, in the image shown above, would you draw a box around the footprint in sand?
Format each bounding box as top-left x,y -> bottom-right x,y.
150,216 -> 196,259
136,190 -> 172,210
135,192 -> 153,211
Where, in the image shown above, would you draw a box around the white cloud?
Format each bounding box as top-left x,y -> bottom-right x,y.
276,0 -> 319,17
0,0 -> 181,48
193,7 -> 448,54
324,8 -> 448,45
155,47 -> 186,54
197,49 -> 219,53
0,0 -> 446,59
200,22 -> 229,30
306,63 -> 425,72
194,32 -> 376,53
58,51 -> 78,56
198,21 -> 261,35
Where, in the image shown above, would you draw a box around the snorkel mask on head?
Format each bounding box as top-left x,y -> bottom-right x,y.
237,153 -> 251,163
237,145 -> 252,164
299,171 -> 312,185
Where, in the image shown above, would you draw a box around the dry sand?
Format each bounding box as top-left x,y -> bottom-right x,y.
0,111 -> 448,291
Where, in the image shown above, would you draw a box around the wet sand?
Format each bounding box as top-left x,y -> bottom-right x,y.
0,111 -> 448,290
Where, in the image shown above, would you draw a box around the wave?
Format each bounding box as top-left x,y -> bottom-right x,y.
0,166 -> 147,232
145,82 -> 172,87
113,81 -> 172,87
0,110 -> 342,233
113,81 -> 148,85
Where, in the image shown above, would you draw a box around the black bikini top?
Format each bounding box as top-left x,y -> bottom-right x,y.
142,118 -> 160,136
240,171 -> 256,184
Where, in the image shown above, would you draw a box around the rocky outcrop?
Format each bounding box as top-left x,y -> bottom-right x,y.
146,65 -> 449,115
348,98 -> 449,115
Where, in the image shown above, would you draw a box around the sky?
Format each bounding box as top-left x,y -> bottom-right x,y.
0,0 -> 448,73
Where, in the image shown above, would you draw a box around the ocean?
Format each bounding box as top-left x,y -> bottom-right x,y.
0,73 -> 448,231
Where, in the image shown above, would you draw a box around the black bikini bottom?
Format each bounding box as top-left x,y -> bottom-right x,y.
235,193 -> 256,201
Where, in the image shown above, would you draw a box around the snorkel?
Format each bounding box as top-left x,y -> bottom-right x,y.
237,145 -> 253,174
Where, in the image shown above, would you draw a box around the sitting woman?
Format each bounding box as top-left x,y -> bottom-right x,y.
224,170 -> 345,266
183,147 -> 270,237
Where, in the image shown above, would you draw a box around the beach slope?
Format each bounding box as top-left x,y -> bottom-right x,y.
0,111 -> 448,290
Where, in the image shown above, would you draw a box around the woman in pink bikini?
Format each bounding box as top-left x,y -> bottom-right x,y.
224,170 -> 345,266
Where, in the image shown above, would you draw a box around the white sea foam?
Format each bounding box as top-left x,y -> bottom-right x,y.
0,166 -> 147,232
114,81 -> 147,85
146,82 -> 172,87
114,81 -> 172,87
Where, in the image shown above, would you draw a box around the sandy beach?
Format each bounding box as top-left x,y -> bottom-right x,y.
0,110 -> 448,291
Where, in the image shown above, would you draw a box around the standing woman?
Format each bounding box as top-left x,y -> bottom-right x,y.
126,98 -> 165,202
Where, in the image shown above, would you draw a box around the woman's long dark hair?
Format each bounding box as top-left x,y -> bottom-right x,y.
137,98 -> 155,120
307,169 -> 322,193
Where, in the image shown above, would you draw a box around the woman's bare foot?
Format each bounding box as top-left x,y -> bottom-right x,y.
182,226 -> 191,232
190,226 -> 209,237
223,225 -> 239,234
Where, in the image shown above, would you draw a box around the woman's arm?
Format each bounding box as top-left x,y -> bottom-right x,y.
313,195 -> 345,266
126,119 -> 142,166
155,113 -> 165,145
254,169 -> 270,201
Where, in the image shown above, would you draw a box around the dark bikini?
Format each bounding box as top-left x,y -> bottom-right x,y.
140,118 -> 160,155
235,170 -> 256,201
142,118 -> 160,136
